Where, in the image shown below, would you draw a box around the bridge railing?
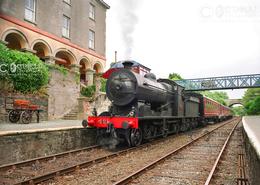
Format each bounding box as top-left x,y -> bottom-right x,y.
174,74 -> 260,91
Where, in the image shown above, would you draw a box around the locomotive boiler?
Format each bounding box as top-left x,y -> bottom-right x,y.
83,61 -> 232,148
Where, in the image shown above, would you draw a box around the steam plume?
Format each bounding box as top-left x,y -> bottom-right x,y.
117,1 -> 140,59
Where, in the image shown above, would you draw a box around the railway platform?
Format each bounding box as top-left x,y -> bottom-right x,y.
0,119 -> 82,136
0,119 -> 96,166
242,116 -> 260,185
242,116 -> 260,158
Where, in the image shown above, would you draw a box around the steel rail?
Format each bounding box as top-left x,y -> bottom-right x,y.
0,145 -> 99,171
237,150 -> 249,184
14,129 -> 185,185
14,118 -> 237,185
113,118 -> 240,185
204,119 -> 240,185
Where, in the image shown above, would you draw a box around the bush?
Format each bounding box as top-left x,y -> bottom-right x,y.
46,63 -> 68,76
81,85 -> 96,97
100,78 -> 107,92
244,96 -> 260,115
0,43 -> 49,93
231,106 -> 245,116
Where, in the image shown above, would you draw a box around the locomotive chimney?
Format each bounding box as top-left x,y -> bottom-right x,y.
115,51 -> 117,63
122,61 -> 134,69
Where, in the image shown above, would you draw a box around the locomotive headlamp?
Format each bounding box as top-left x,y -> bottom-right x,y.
116,84 -> 122,90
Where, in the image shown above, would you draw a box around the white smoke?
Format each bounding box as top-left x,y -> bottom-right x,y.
117,1 -> 141,59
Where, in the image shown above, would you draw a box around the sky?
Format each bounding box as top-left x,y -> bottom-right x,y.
105,0 -> 260,99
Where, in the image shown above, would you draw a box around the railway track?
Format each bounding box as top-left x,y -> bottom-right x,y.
0,145 -> 107,185
0,118 -> 238,185
0,125 -> 194,185
208,124 -> 249,185
43,118 -> 238,185
114,117 -> 241,185
0,145 -> 99,171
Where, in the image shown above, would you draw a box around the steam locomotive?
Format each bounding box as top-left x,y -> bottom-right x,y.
82,61 -> 232,148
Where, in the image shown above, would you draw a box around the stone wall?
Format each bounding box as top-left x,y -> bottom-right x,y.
0,128 -> 96,165
0,68 -> 107,122
78,92 -> 111,120
243,129 -> 260,185
48,68 -> 80,120
0,93 -> 48,123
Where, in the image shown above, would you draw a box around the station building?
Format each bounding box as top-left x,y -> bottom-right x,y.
0,0 -> 110,120
0,0 -> 109,85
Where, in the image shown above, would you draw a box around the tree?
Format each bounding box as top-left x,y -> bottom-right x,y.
231,106 -> 246,116
242,88 -> 260,115
168,73 -> 183,80
200,91 -> 229,106
242,88 -> 260,105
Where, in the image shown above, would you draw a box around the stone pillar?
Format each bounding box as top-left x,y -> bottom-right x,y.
43,56 -> 55,64
94,73 -> 102,92
86,69 -> 95,86
77,97 -> 92,119
70,64 -> 81,74
0,40 -> 8,45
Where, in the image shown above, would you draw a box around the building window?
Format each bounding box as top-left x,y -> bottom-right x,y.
63,0 -> 71,5
62,15 -> 70,38
89,30 -> 95,49
25,0 -> 36,22
89,4 -> 95,20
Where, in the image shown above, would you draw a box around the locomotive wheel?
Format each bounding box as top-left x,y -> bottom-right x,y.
162,125 -> 168,138
20,111 -> 32,124
143,125 -> 152,139
8,110 -> 21,123
130,128 -> 142,147
180,123 -> 187,132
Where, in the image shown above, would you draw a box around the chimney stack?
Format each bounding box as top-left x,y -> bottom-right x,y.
115,51 -> 117,63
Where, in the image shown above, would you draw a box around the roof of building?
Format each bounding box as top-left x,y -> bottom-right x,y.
96,0 -> 110,9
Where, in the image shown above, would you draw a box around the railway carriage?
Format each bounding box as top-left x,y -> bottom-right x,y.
82,61 -> 232,148
202,97 -> 232,122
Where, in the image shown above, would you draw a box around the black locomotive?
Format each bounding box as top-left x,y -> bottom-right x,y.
83,61 -> 232,148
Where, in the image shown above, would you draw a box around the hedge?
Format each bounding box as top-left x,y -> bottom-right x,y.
0,43 -> 49,93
